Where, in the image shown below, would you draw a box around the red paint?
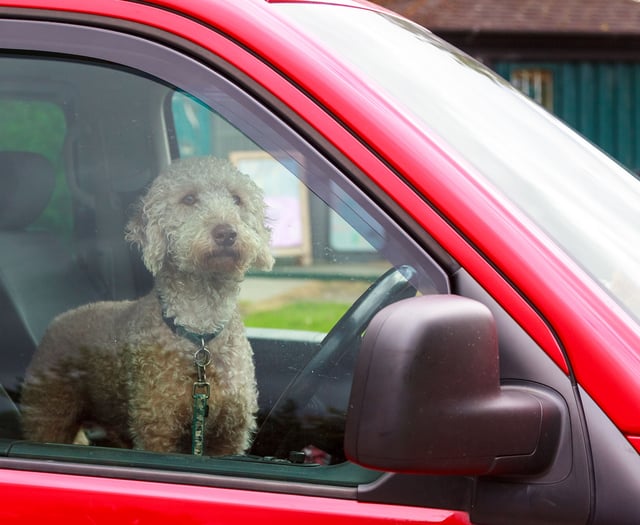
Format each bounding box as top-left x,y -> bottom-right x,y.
627,435 -> 640,454
0,469 -> 471,524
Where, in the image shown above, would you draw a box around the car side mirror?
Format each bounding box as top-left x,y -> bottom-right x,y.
345,295 -> 563,476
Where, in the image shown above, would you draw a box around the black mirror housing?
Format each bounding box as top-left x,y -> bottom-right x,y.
345,295 -> 563,476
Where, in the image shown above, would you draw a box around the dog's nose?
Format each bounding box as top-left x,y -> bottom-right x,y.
213,224 -> 237,247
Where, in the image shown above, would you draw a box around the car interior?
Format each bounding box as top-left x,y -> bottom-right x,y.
0,53 -> 436,464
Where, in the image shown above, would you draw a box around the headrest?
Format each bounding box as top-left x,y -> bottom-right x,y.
0,151 -> 56,230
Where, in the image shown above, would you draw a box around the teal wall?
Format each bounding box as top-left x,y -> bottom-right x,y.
495,61 -> 640,173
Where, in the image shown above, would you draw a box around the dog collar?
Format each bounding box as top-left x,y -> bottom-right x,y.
162,313 -> 225,346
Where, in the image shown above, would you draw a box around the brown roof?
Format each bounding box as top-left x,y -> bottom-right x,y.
375,0 -> 640,34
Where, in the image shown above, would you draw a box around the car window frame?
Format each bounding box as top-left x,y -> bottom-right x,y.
0,17 -> 450,496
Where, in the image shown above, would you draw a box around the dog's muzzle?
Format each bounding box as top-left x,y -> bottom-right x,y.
212,224 -> 237,248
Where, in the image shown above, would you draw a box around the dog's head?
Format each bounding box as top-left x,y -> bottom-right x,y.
126,156 -> 274,279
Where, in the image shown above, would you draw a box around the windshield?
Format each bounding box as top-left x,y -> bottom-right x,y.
278,4 -> 640,321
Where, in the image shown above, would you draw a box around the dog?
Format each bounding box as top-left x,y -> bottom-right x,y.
21,156 -> 274,455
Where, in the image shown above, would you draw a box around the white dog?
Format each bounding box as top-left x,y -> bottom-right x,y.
21,156 -> 274,455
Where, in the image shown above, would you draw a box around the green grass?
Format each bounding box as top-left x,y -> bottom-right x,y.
242,301 -> 350,332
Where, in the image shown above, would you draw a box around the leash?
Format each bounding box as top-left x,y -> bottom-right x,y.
192,340 -> 211,456
162,312 -> 224,455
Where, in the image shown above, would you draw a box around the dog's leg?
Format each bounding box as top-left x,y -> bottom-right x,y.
129,408 -> 188,452
204,389 -> 257,456
127,360 -> 192,453
21,369 -> 84,443
128,410 -> 189,452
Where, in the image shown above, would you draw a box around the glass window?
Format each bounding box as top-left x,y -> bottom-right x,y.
278,4 -> 640,323
0,99 -> 70,234
510,69 -> 554,111
0,29 -> 446,486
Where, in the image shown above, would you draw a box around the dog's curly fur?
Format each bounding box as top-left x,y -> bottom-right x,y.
21,156 -> 274,455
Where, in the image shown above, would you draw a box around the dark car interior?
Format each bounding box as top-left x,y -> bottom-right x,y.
0,55 -> 423,464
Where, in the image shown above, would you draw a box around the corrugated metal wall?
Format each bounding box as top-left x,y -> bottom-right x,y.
495,61 -> 640,173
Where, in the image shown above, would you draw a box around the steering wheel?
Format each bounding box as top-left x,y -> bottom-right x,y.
250,265 -> 417,461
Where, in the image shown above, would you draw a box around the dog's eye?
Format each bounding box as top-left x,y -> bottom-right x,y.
181,194 -> 198,206
232,194 -> 242,206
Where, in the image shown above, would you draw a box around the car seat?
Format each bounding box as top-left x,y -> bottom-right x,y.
0,151 -> 103,437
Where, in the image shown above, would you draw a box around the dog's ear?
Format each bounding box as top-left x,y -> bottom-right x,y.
252,244 -> 275,272
125,205 -> 166,276
251,222 -> 275,271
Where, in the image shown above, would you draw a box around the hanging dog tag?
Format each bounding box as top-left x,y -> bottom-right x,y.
192,381 -> 210,456
194,344 -> 212,370
192,339 -> 212,455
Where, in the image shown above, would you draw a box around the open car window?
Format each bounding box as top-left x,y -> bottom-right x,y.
0,23 -> 447,487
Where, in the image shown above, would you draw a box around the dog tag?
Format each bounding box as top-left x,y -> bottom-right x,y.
192,382 -> 210,456
191,340 -> 212,455
194,345 -> 212,368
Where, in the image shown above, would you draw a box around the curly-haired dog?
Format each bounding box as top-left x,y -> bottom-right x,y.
21,156 -> 274,455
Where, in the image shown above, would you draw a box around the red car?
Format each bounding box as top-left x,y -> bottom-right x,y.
1,0 -> 639,523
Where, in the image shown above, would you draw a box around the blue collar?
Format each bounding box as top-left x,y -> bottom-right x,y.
162,313 -> 224,346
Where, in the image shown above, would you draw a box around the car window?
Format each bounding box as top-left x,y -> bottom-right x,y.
0,99 -> 70,235
279,5 -> 640,322
0,24 -> 447,487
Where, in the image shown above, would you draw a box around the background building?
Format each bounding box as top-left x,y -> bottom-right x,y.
377,0 -> 640,173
